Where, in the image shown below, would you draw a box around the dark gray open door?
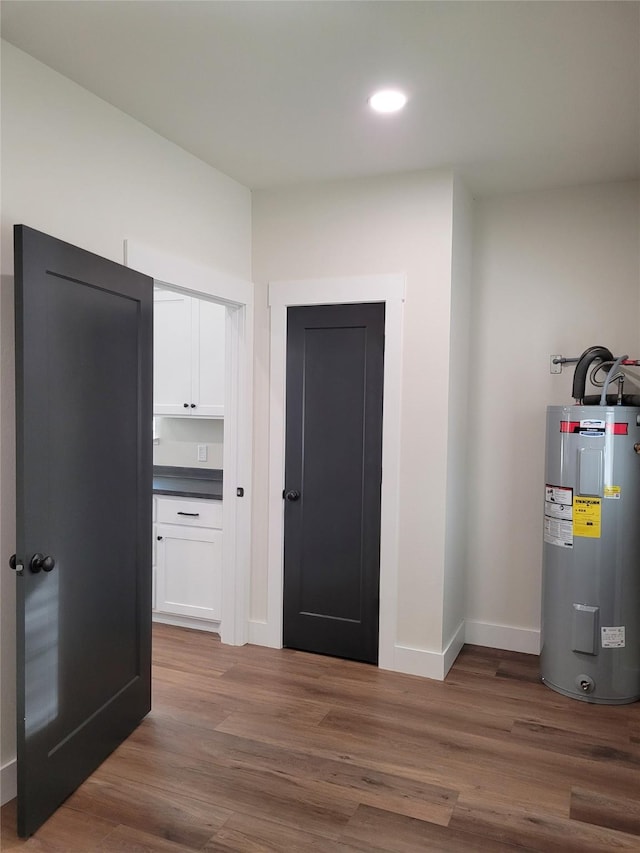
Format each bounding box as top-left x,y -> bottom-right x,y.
13,225 -> 153,837
283,303 -> 384,664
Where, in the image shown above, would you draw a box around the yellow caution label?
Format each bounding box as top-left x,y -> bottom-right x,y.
573,497 -> 601,538
604,485 -> 621,500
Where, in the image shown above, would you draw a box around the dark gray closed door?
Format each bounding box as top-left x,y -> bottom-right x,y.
283,303 -> 384,664
13,225 -> 153,837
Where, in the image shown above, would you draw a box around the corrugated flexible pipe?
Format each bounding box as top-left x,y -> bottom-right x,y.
600,355 -> 628,406
572,345 -> 614,403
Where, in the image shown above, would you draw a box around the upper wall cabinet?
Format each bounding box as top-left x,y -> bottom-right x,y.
154,290 -> 225,417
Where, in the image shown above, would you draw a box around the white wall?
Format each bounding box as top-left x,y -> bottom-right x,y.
0,42 -> 251,802
466,181 -> 640,652
252,170 -> 458,666
442,177 -> 473,652
153,417 -> 224,469
252,175 -> 640,666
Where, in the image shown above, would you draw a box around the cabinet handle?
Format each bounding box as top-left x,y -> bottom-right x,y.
177,511 -> 200,517
157,535 -> 163,541
183,403 -> 189,408
190,403 -> 196,408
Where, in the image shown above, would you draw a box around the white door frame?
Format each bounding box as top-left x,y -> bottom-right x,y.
267,274 -> 405,669
124,241 -> 253,646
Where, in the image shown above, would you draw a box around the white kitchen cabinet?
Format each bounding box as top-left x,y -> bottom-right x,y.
153,290 -> 225,417
153,291 -> 191,415
156,525 -> 222,621
193,299 -> 226,418
154,495 -> 223,626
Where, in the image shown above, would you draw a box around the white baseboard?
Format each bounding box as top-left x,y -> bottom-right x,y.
390,644 -> 446,681
389,620 -> 466,682
465,620 -> 541,655
248,617 -> 538,677
443,620 -> 466,677
247,619 -> 272,647
152,613 -> 221,634
1,759 -> 16,806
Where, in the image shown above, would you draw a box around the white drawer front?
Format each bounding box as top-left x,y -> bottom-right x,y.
156,496 -> 222,529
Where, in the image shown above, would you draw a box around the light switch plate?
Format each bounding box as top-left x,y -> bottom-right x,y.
197,445 -> 208,462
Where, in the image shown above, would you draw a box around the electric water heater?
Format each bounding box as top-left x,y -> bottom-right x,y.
541,405 -> 640,703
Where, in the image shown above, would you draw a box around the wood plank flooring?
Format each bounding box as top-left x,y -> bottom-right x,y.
3,623 -> 640,851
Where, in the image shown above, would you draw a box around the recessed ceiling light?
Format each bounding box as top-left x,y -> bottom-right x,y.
368,89 -> 408,114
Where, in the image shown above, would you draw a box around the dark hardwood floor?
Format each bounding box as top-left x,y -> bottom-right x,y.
3,623 -> 640,851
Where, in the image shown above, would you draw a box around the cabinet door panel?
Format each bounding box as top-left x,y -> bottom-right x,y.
153,292 -> 192,415
193,300 -> 225,417
156,524 -> 222,621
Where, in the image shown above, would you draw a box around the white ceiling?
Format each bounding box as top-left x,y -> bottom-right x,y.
2,1 -> 639,195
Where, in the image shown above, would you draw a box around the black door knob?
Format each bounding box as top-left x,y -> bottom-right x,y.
190,403 -> 196,408
42,556 -> 56,572
30,553 -> 56,573
9,554 -> 25,575
285,489 -> 301,502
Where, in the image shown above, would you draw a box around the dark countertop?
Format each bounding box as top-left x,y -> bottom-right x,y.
153,466 -> 223,500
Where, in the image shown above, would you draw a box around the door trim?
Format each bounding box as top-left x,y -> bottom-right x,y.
267,274 -> 405,670
124,241 -> 253,645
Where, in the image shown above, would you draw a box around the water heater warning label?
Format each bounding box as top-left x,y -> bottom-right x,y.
601,626 -> 625,648
544,485 -> 573,547
545,485 -> 573,505
544,516 -> 573,548
573,497 -> 601,538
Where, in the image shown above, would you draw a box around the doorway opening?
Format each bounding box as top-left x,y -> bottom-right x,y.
125,241 -> 253,646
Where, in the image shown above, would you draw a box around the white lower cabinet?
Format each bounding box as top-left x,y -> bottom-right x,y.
153,495 -> 222,628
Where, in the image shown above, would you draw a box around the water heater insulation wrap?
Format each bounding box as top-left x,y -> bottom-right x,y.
541,405 -> 640,704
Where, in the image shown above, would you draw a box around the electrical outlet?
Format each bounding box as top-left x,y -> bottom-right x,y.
197,445 -> 208,462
